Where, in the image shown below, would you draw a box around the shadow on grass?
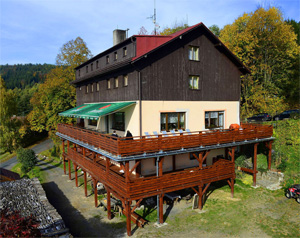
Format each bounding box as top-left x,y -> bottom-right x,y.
42,181 -> 126,237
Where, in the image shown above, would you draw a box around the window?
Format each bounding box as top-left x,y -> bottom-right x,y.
91,84 -> 94,93
91,63 -> 93,71
123,47 -> 127,57
96,82 -> 100,91
86,66 -> 88,73
96,60 -> 99,68
114,77 -> 118,88
123,75 -> 128,86
205,111 -> 224,129
88,119 -> 97,126
106,55 -> 110,64
189,46 -> 199,61
189,75 -> 199,89
107,79 -> 111,89
114,52 -> 118,60
161,112 -> 185,131
78,69 -> 80,77
86,84 -> 89,94
112,112 -> 125,131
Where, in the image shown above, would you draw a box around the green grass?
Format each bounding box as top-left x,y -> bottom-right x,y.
11,163 -> 46,183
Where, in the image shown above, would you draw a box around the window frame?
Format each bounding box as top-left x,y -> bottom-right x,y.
205,111 -> 224,129
96,82 -> 100,92
188,46 -> 199,61
114,52 -> 118,61
86,84 -> 89,94
189,75 -> 200,90
112,112 -> 125,131
123,75 -> 128,87
107,79 -> 111,89
160,112 -> 186,132
123,47 -> 127,57
106,55 -> 110,64
114,77 -> 119,88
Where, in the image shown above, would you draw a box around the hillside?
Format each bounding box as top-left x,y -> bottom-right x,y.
0,64 -> 56,89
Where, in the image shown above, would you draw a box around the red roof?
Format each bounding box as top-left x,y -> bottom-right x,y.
132,23 -> 203,61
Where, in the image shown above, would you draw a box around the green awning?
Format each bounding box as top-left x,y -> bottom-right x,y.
59,101 -> 136,120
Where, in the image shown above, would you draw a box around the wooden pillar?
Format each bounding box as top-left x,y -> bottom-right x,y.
231,147 -> 235,163
159,157 -> 164,176
199,152 -> 203,168
106,157 -> 110,177
159,194 -> 164,224
68,159 -> 71,180
253,143 -> 258,186
228,178 -> 234,198
93,179 -> 98,207
267,141 -> 273,170
107,188 -> 111,220
74,164 -> 78,187
84,171 -> 87,197
126,200 -> 132,236
172,155 -> 176,171
125,161 -> 129,183
198,184 -> 203,210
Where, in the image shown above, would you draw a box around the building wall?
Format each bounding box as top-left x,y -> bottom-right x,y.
140,33 -> 242,101
141,100 -> 240,134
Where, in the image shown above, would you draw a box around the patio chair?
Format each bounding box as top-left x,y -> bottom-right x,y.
144,132 -> 152,138
186,129 -> 192,135
170,130 -> 177,136
162,131 -> 168,137
153,131 -> 159,137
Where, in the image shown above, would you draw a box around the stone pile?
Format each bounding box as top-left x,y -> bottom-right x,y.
256,171 -> 284,190
0,178 -> 70,237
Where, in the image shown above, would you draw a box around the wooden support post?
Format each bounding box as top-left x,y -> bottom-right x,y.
126,200 -> 132,236
107,188 -> 111,220
159,194 -> 164,224
125,161 -> 129,183
198,184 -> 203,210
231,147 -> 236,163
93,179 -> 98,207
199,152 -> 204,168
62,140 -> 66,175
106,157 -> 110,177
68,159 -> 71,180
74,164 -> 78,187
84,171 -> 87,197
172,155 -> 176,171
253,143 -> 258,186
159,157 -> 164,176
63,157 -> 66,175
230,178 -> 234,198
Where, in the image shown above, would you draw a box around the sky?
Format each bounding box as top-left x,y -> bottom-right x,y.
0,0 -> 299,65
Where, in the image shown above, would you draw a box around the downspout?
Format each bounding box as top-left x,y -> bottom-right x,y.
139,71 -> 142,137
156,156 -> 160,224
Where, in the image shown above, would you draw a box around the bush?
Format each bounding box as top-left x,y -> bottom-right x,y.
17,148 -> 37,173
235,155 -> 246,167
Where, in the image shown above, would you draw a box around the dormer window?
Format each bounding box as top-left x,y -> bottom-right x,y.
189,46 -> 199,61
189,75 -> 199,90
106,55 -> 110,64
114,52 -> 118,61
123,47 -> 127,57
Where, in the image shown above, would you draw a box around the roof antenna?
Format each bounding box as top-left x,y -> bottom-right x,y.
147,0 -> 159,35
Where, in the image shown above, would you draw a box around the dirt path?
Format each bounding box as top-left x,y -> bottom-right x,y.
37,157 -> 127,237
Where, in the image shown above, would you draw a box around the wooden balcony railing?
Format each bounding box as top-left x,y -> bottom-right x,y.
57,123 -> 273,157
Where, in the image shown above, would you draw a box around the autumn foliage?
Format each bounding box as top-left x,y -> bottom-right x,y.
0,209 -> 41,237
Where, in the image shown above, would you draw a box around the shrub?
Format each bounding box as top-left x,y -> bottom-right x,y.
235,155 -> 246,167
17,148 -> 37,173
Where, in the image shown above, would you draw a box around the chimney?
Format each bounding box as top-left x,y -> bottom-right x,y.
113,29 -> 126,46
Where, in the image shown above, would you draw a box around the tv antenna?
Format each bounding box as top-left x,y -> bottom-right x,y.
147,0 -> 159,35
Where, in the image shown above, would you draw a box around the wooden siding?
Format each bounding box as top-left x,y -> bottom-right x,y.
76,70 -> 139,105
140,33 -> 241,101
57,123 -> 273,157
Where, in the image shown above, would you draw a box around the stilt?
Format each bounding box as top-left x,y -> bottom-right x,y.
74,164 -> 78,187
227,178 -> 234,198
126,200 -> 132,236
84,171 -> 87,197
198,184 -> 203,210
107,188 -> 111,220
93,179 -> 98,207
68,159 -> 71,180
62,140 -> 66,175
253,143 -> 258,186
63,157 -> 66,175
159,194 -> 164,224
267,141 -> 273,170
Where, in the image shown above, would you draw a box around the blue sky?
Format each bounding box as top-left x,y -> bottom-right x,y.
0,0 -> 299,65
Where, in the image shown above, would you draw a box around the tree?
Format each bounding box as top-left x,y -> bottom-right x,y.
17,148 -> 37,173
159,21 -> 189,36
29,37 -> 92,141
209,24 -> 221,37
220,7 -> 299,118
0,77 -> 21,153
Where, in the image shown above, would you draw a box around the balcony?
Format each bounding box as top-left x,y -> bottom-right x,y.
57,123 -> 273,158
